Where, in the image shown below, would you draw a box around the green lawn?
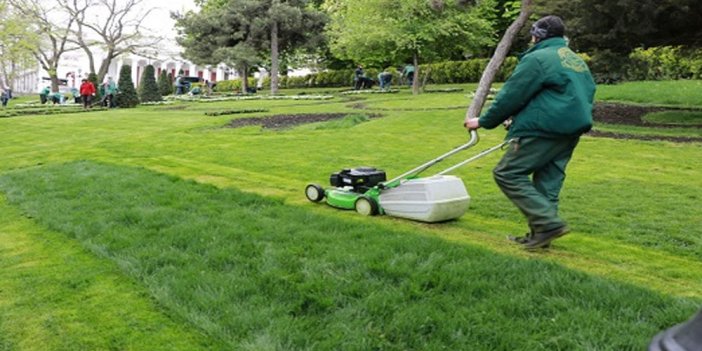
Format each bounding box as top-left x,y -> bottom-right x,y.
1,81 -> 701,350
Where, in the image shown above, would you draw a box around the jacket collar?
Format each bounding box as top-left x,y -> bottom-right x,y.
519,37 -> 567,59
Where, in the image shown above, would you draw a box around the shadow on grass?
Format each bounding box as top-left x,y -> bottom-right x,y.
0,161 -> 698,350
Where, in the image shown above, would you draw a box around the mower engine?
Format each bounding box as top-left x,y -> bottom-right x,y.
329,167 -> 386,193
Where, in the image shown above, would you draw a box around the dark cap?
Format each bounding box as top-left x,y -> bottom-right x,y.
530,15 -> 565,40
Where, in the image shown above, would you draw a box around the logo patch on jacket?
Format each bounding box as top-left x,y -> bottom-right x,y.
558,48 -> 588,73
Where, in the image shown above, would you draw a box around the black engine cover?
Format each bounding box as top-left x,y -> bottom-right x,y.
330,167 -> 386,192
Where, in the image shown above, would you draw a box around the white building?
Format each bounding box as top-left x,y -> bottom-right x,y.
11,49 -> 238,94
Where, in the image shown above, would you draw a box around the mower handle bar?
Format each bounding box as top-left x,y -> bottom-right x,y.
383,129 -> 480,185
436,138 -> 514,176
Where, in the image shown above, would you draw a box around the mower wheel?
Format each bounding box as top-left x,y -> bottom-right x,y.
354,195 -> 379,216
305,183 -> 326,202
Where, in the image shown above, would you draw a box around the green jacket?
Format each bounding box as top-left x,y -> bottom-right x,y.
104,80 -> 117,95
478,37 -> 596,138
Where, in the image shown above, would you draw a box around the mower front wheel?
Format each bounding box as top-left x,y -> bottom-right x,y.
305,184 -> 326,202
354,195 -> 379,216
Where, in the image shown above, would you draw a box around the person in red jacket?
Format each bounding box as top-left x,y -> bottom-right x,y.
79,78 -> 96,109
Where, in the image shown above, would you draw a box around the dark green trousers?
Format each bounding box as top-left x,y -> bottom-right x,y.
493,136 -> 580,233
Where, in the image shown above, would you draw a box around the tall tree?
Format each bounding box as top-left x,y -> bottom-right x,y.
116,64 -> 138,108
467,0 -> 533,121
176,0 -> 326,94
60,0 -> 163,83
263,0 -> 327,93
534,0 -> 702,53
8,0 -> 80,92
157,70 -> 172,96
0,0 -> 40,90
326,0 -> 496,94
138,64 -> 161,102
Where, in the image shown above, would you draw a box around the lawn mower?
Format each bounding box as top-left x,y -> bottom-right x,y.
304,130 -> 513,222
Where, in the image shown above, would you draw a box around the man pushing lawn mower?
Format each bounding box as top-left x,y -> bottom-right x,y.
464,15 -> 596,250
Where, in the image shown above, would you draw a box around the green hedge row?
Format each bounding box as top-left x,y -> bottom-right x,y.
214,58 -> 520,91
626,46 -> 702,81
265,59 -> 518,88
0,107 -> 107,118
213,78 -> 257,93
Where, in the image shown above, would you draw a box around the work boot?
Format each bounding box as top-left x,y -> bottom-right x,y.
522,226 -> 570,250
508,232 -> 552,248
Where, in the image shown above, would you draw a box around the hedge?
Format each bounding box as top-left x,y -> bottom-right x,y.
626,46 -> 702,81
228,58 -> 521,90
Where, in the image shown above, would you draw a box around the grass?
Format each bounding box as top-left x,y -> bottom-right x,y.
595,80 -> 702,106
0,161 -> 697,350
0,81 -> 701,349
643,110 -> 702,125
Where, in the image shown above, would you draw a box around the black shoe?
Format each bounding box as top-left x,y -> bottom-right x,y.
522,226 -> 570,250
508,232 -> 533,244
508,232 -> 551,248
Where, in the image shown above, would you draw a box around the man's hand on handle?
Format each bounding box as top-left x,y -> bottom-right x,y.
464,117 -> 480,130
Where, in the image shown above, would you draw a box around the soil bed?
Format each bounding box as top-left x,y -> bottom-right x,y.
588,102 -> 702,142
226,113 -> 381,129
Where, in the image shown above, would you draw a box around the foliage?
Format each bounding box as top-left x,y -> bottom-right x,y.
0,1 -> 39,89
534,0 -> 702,55
325,0 -> 497,68
176,0 -> 327,94
212,78 -> 257,93
138,65 -> 162,103
260,58 -> 519,89
626,46 -> 702,81
158,70 -> 173,96
116,65 -> 139,108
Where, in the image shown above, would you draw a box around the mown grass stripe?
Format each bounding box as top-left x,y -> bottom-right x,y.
0,161 -> 697,350
0,196 -> 217,350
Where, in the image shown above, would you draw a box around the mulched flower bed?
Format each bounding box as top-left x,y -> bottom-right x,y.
225,113 -> 381,129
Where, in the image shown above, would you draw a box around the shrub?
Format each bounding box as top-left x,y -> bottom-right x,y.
116,65 -> 139,108
213,78 -> 257,93
158,70 -> 173,96
260,59 -> 520,90
138,65 -> 162,103
626,46 -> 702,81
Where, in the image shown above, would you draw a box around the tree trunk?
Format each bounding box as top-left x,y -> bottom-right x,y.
97,50 -> 115,83
50,74 -> 60,92
465,0 -> 533,119
412,52 -> 419,95
241,65 -> 248,93
270,20 -> 279,95
82,46 -> 96,75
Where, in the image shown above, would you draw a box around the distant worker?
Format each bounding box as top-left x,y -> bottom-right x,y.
402,64 -> 415,86
79,78 -> 96,109
49,90 -> 64,104
102,76 -> 117,108
464,15 -> 596,250
353,65 -> 364,90
0,87 -> 8,107
39,86 -> 50,104
378,70 -> 393,91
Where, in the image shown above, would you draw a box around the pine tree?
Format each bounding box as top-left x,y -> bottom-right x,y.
116,65 -> 139,108
158,70 -> 173,96
138,65 -> 162,102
